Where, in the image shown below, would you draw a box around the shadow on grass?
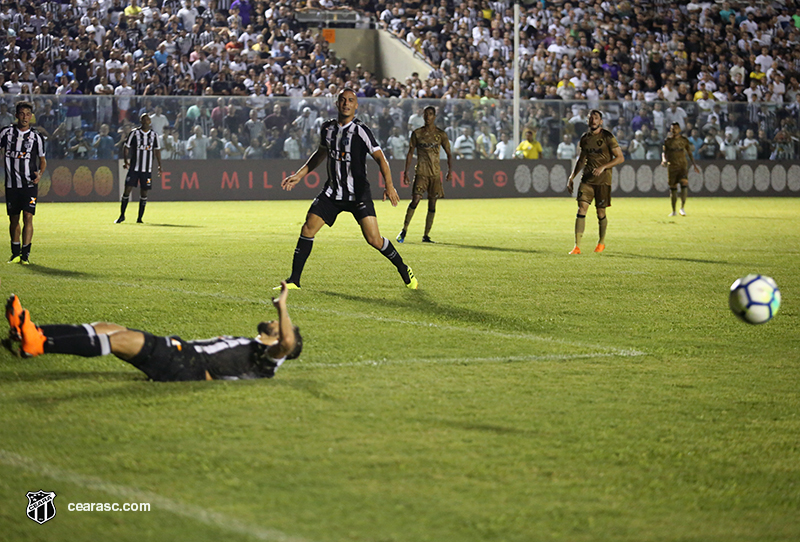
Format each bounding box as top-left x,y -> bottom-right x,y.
317,289 -> 535,335
429,418 -> 536,436
0,370 -> 140,383
605,252 -> 734,265
270,378 -> 336,400
138,223 -> 204,228
17,265 -> 97,278
9,375 -> 216,408
434,242 -> 541,255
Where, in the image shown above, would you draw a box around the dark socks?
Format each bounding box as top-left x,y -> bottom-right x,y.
21,243 -> 31,261
137,197 -> 147,221
288,236 -> 314,286
42,332 -> 111,357
378,238 -> 410,282
120,195 -> 129,217
11,242 -> 20,257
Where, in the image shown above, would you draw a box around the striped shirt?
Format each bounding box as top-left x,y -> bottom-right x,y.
124,128 -> 160,173
0,126 -> 46,189
319,118 -> 382,201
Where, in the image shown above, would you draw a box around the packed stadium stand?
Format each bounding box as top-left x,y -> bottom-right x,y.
1,0 -> 798,160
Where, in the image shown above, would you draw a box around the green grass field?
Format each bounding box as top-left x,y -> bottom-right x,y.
1,197 -> 798,542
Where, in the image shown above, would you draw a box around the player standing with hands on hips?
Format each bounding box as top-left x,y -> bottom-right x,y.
396,105 -> 452,244
566,109 -> 625,254
0,101 -> 47,265
116,113 -> 161,224
279,88 -> 418,290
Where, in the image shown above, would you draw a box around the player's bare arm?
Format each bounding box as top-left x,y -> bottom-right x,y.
442,132 -> 453,183
33,157 -> 46,185
567,151 -> 587,192
268,281 -> 297,360
283,145 -> 326,191
373,149 -> 399,206
593,146 -> 624,177
403,137 -> 416,185
155,149 -> 162,174
122,146 -> 129,169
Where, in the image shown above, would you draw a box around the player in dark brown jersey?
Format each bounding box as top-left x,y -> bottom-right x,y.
661,122 -> 699,216
566,110 -> 625,254
396,106 -> 453,244
5,282 -> 302,382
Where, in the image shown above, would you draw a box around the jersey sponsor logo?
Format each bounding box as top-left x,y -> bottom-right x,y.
328,149 -> 351,162
6,150 -> 30,159
29,197 -> 36,206
26,490 -> 57,524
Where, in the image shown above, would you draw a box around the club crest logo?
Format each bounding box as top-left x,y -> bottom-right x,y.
26,490 -> 57,524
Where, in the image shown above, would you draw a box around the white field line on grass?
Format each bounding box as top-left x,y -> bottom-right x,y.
35,278 -> 648,358
0,449 -> 312,542
299,350 -> 646,369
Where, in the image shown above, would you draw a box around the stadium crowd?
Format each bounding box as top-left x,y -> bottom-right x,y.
0,0 -> 799,161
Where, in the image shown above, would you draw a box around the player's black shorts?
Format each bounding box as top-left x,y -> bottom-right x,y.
125,170 -> 152,190
308,192 -> 376,227
5,186 -> 38,216
126,332 -> 207,381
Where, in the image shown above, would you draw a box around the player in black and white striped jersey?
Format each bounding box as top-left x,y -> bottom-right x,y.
280,88 -> 418,290
0,102 -> 47,265
115,113 -> 162,224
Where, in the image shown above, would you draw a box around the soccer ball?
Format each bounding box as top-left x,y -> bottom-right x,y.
728,274 -> 781,325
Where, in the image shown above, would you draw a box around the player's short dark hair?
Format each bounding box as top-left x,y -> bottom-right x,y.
15,101 -> 33,115
257,322 -> 303,360
589,109 -> 603,118
424,105 -> 436,114
671,122 -> 680,127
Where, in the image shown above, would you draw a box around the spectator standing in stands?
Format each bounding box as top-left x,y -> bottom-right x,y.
224,133 -> 246,159
494,132 -> 515,160
452,126 -> 476,160
386,126 -> 408,160
476,123 -> 497,160
738,129 -> 760,161
557,134 -> 577,161
187,126 -> 210,159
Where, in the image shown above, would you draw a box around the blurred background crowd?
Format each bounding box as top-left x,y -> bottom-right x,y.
1,0 -> 798,161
